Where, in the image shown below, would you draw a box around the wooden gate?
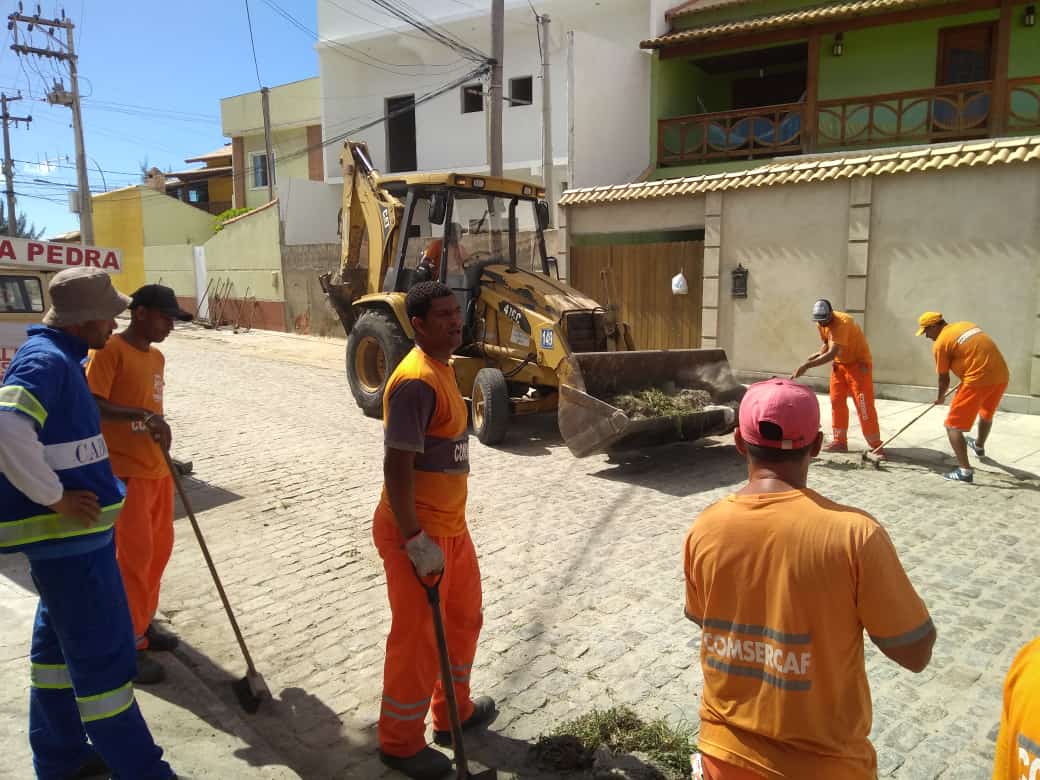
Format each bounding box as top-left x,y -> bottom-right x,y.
568,240 -> 704,350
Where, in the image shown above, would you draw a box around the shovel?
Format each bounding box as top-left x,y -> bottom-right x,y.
415,570 -> 497,779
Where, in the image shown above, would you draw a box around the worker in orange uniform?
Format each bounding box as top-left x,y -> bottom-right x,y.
423,222 -> 469,278
86,284 -> 193,684
792,299 -> 885,457
685,378 -> 935,780
993,637 -> 1040,780
373,280 -> 495,780
917,312 -> 1009,483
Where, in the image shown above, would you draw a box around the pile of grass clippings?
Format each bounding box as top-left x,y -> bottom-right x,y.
531,706 -> 697,779
609,388 -> 712,420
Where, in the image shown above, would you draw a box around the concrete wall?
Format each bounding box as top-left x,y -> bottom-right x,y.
201,202 -> 284,310
278,179 -> 342,246
566,161 -> 1040,412
221,78 -> 320,137
281,243 -> 342,338
140,189 -> 215,247
866,166 -> 1040,396
716,182 -> 850,380
93,187 -> 144,295
570,30 -> 652,188
143,245 -> 196,300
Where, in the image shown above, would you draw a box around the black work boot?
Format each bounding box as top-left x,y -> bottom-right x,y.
145,623 -> 179,652
378,746 -> 452,780
69,751 -> 109,779
433,696 -> 497,747
134,651 -> 166,685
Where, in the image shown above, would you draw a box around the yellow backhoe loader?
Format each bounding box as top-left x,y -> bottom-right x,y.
320,141 -> 744,456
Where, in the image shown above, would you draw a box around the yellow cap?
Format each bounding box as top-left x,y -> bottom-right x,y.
916,311 -> 942,336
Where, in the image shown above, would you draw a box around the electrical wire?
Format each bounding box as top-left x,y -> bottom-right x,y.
244,0 -> 264,89
362,0 -> 488,63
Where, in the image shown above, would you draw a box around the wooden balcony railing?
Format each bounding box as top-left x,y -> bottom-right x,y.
1008,75 -> 1040,133
658,102 -> 804,164
817,80 -> 993,148
658,78 -> 1040,165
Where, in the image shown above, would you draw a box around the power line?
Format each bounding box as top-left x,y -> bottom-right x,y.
244,0 -> 264,89
361,0 -> 488,63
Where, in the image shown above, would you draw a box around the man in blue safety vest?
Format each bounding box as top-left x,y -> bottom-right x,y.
0,267 -> 175,779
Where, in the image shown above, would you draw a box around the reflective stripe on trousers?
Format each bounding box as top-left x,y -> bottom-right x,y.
0,501 -> 124,549
30,662 -> 73,690
77,682 -> 136,723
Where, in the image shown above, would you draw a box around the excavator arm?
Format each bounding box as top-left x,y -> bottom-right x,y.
320,141 -> 404,333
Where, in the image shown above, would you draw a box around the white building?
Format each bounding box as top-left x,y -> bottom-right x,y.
316,0 -> 659,205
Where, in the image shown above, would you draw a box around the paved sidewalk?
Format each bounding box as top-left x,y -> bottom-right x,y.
0,554 -> 300,780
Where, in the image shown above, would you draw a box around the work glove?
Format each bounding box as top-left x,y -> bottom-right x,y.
405,531 -> 445,577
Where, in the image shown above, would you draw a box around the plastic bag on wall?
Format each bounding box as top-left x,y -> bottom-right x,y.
671,270 -> 689,296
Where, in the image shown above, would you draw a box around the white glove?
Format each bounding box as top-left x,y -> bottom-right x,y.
405,531 -> 445,577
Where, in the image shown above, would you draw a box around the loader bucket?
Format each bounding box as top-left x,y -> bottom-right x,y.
557,349 -> 746,458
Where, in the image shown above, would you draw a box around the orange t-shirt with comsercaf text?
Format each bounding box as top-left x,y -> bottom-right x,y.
933,321 -> 1008,387
378,347 -> 469,538
684,489 -> 932,780
992,637 -> 1040,780
85,333 -> 166,479
818,311 -> 871,366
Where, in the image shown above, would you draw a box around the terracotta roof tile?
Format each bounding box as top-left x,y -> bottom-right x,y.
559,135 -> 1040,207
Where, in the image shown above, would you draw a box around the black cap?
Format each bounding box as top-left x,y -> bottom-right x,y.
130,284 -> 194,322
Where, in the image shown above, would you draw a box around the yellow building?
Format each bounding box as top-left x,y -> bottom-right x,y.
221,77 -> 324,210
164,146 -> 235,215
92,186 -> 216,296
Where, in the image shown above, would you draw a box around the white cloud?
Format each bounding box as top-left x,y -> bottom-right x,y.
23,161 -> 57,176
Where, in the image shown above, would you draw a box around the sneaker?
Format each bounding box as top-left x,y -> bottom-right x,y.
145,623 -> 180,652
69,752 -> 109,779
433,696 -> 497,747
378,747 -> 452,780
966,436 -> 986,458
944,468 -> 974,483
134,651 -> 166,685
823,441 -> 848,453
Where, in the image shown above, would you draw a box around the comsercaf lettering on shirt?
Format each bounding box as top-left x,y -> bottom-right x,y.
415,436 -> 470,474
1018,733 -> 1040,779
702,618 -> 813,691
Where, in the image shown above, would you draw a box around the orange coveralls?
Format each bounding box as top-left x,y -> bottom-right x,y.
818,312 -> 882,449
374,347 -> 482,758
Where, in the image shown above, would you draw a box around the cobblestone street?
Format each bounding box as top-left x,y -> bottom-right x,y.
150,326 -> 1039,779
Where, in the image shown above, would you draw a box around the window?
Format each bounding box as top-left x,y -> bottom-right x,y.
509,76 -> 533,107
386,94 -> 417,173
461,83 -> 483,114
0,275 -> 44,313
937,23 -> 995,85
251,153 -> 271,189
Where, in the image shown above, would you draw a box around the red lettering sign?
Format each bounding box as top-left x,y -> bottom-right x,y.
85,249 -> 100,267
0,240 -> 13,260
47,244 -> 62,264
66,246 -> 82,266
27,242 -> 44,262
102,251 -> 119,270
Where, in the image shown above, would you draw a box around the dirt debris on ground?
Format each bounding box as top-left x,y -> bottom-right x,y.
531,706 -> 696,779
608,387 -> 713,420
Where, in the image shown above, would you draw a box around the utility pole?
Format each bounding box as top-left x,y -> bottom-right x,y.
260,86 -> 276,203
1,94 -> 31,236
488,0 -> 504,178
538,13 -> 555,227
9,7 -> 94,244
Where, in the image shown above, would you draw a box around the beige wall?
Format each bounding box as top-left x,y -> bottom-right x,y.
221,78 -> 320,138
866,166 -> 1040,396
201,203 -> 284,306
566,161 -> 1040,412
243,127 -> 311,210
716,182 -> 851,380
140,189 -> 216,246
143,245 -> 197,300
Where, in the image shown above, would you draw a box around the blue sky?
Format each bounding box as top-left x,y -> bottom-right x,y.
0,0 -> 324,237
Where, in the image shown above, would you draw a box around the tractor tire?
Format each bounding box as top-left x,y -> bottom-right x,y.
471,368 -> 510,445
346,310 -> 412,419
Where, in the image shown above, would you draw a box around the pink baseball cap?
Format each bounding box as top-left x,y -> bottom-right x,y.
739,378 -> 820,450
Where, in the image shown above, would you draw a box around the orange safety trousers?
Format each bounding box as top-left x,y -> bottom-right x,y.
114,475 -> 175,650
830,362 -> 882,448
373,507 -> 483,758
